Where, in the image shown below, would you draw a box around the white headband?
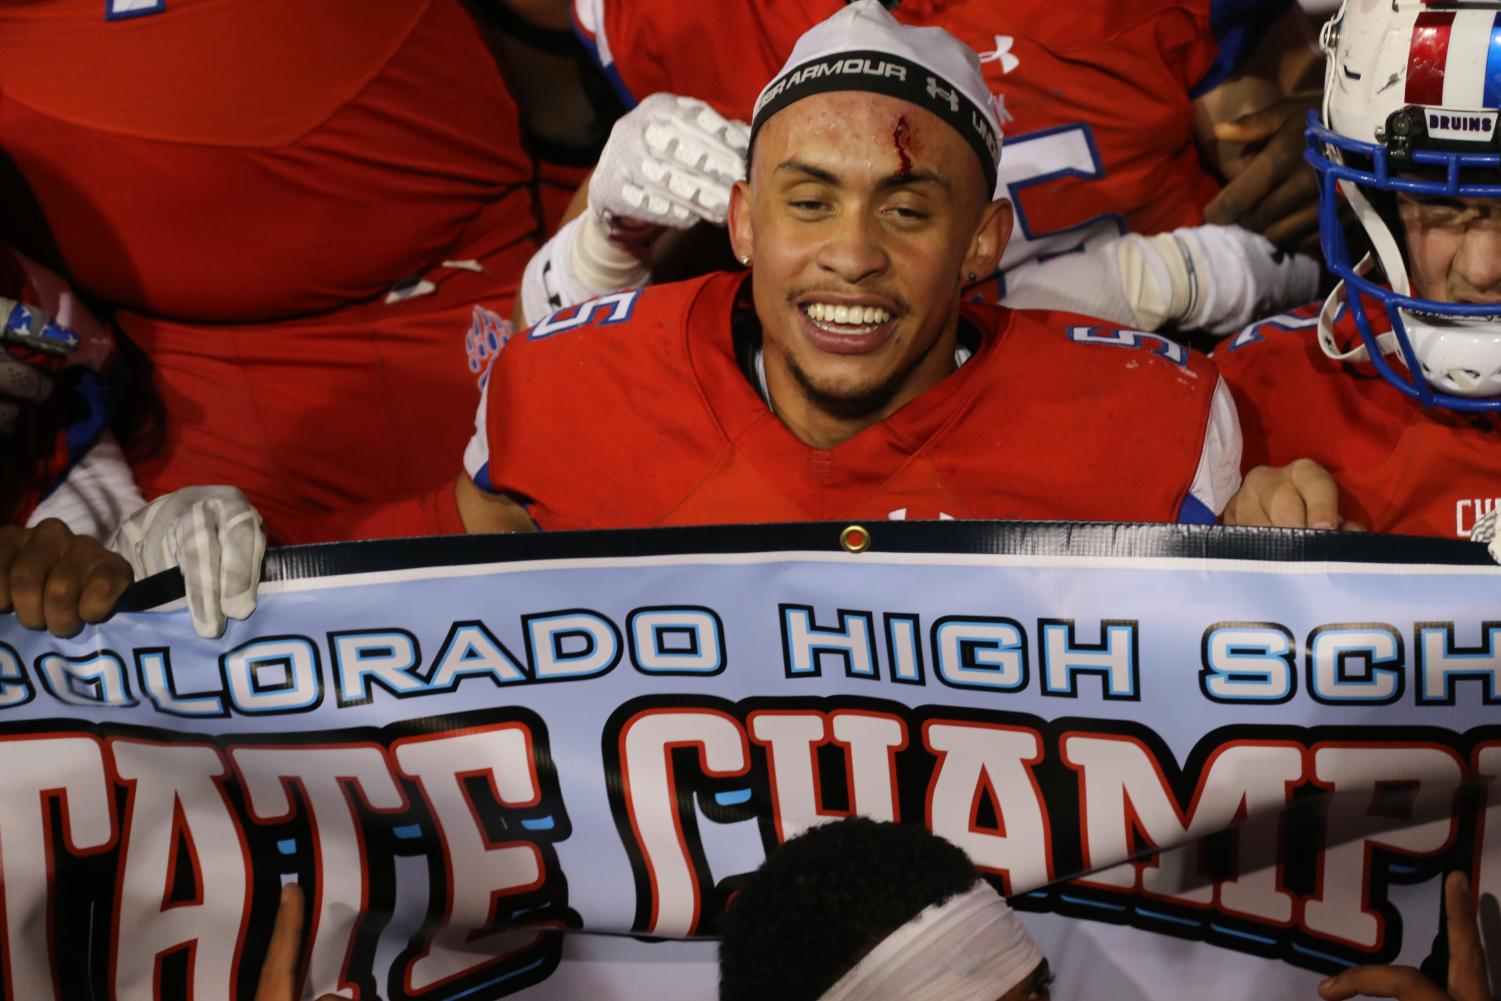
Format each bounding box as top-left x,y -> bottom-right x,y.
816,881 -> 1044,1001
749,0 -> 1002,197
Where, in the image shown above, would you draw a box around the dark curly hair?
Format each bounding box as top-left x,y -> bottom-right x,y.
718,817 -> 979,1001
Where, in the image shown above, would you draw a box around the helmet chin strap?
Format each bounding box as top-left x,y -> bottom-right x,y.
1318,253 -> 1401,363
1319,176 -> 1410,365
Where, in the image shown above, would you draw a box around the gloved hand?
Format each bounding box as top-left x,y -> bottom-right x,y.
107,487 -> 267,639
0,285 -> 115,435
521,94 -> 750,324
590,92 -> 749,235
1,298 -> 80,435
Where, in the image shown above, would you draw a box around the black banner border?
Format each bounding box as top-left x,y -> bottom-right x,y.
116,520 -> 1494,613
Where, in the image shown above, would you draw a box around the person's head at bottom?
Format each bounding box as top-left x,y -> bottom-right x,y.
718,817 -> 1049,1001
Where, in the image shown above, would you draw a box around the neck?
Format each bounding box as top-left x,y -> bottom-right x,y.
765,312 -> 960,450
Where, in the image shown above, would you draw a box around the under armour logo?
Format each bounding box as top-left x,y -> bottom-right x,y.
978,35 -> 1020,74
926,76 -> 960,114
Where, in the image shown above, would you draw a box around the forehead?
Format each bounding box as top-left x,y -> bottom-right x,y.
754,90 -> 978,187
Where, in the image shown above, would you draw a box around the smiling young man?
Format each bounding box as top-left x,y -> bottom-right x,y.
450,0 -> 1242,534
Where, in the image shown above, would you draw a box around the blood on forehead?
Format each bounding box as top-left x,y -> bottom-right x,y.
893,115 -> 920,179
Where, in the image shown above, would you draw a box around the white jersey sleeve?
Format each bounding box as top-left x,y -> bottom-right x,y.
462,375 -> 496,494
1181,376 -> 1243,522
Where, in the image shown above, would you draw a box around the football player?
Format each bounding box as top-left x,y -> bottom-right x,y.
1214,0 -> 1501,538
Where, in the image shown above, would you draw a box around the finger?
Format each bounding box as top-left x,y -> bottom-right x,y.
1266,479 -> 1310,528
0,526 -> 24,612
1205,150 -> 1284,225
1239,171 -> 1318,237
0,353 -> 56,404
9,521 -> 70,630
253,883 -> 306,1001
175,501 -> 227,640
1444,872 -> 1490,1001
43,535 -> 123,637
1317,964 -> 1449,1001
1211,103 -> 1296,143
1288,458 -> 1342,530
1263,205 -> 1323,253
77,552 -> 133,624
1340,519 -> 1368,533
1205,114 -> 1311,227
1223,485 -> 1272,527
217,504 -> 266,624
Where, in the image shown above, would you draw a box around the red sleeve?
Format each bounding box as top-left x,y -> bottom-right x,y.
572,0 -> 823,116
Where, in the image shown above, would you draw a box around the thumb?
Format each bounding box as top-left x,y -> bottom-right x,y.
1212,105 -> 1288,143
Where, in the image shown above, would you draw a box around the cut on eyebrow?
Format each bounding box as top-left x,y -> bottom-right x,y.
773,159 -> 952,193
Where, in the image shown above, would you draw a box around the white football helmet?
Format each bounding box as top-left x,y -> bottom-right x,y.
1311,0 -> 1501,410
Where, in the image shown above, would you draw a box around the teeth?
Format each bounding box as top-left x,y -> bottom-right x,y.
804,302 -> 892,326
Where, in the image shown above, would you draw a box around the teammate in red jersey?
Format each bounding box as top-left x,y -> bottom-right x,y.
0,0 -> 541,541
570,0 -> 1321,255
1216,0 -> 1501,538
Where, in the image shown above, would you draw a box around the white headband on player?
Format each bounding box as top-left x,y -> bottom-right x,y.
749,0 -> 1003,197
816,881 -> 1044,1001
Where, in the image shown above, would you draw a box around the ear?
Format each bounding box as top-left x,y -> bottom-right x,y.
962,198 -> 1012,281
728,179 -> 755,262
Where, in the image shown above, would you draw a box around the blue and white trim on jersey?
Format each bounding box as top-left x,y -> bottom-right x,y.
571,0 -> 639,107
1179,377 -> 1243,525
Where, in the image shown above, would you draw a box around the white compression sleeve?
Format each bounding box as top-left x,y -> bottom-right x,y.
518,212 -> 652,326
1187,377 -> 1244,518
26,431 -> 147,539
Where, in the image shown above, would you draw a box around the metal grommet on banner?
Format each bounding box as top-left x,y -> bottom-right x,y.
840,524 -> 871,553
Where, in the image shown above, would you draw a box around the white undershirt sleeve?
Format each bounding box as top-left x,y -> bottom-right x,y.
1186,376 -> 1244,519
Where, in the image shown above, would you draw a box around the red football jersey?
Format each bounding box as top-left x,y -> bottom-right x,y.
572,0 -> 1289,281
0,0 -> 537,323
469,272 -> 1226,530
1213,305 -> 1501,539
0,0 -> 542,541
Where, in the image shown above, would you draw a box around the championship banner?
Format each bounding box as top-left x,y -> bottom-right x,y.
0,521 -> 1496,1001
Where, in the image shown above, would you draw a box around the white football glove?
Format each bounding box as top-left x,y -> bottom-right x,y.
1000,224 -> 1320,336
520,94 -> 750,325
590,92 -> 749,232
1472,508 -> 1500,565
107,487 -> 267,639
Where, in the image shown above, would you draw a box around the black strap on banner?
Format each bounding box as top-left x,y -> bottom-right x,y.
116,521 -> 1495,613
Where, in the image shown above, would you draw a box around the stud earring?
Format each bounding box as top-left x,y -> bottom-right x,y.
966,271 -> 977,281
741,255 -> 752,266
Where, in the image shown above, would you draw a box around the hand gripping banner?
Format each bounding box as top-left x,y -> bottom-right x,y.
0,521 -> 1496,1001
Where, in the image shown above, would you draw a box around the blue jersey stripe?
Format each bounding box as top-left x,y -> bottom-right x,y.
1176,493 -> 1217,526
1483,13 -> 1501,109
